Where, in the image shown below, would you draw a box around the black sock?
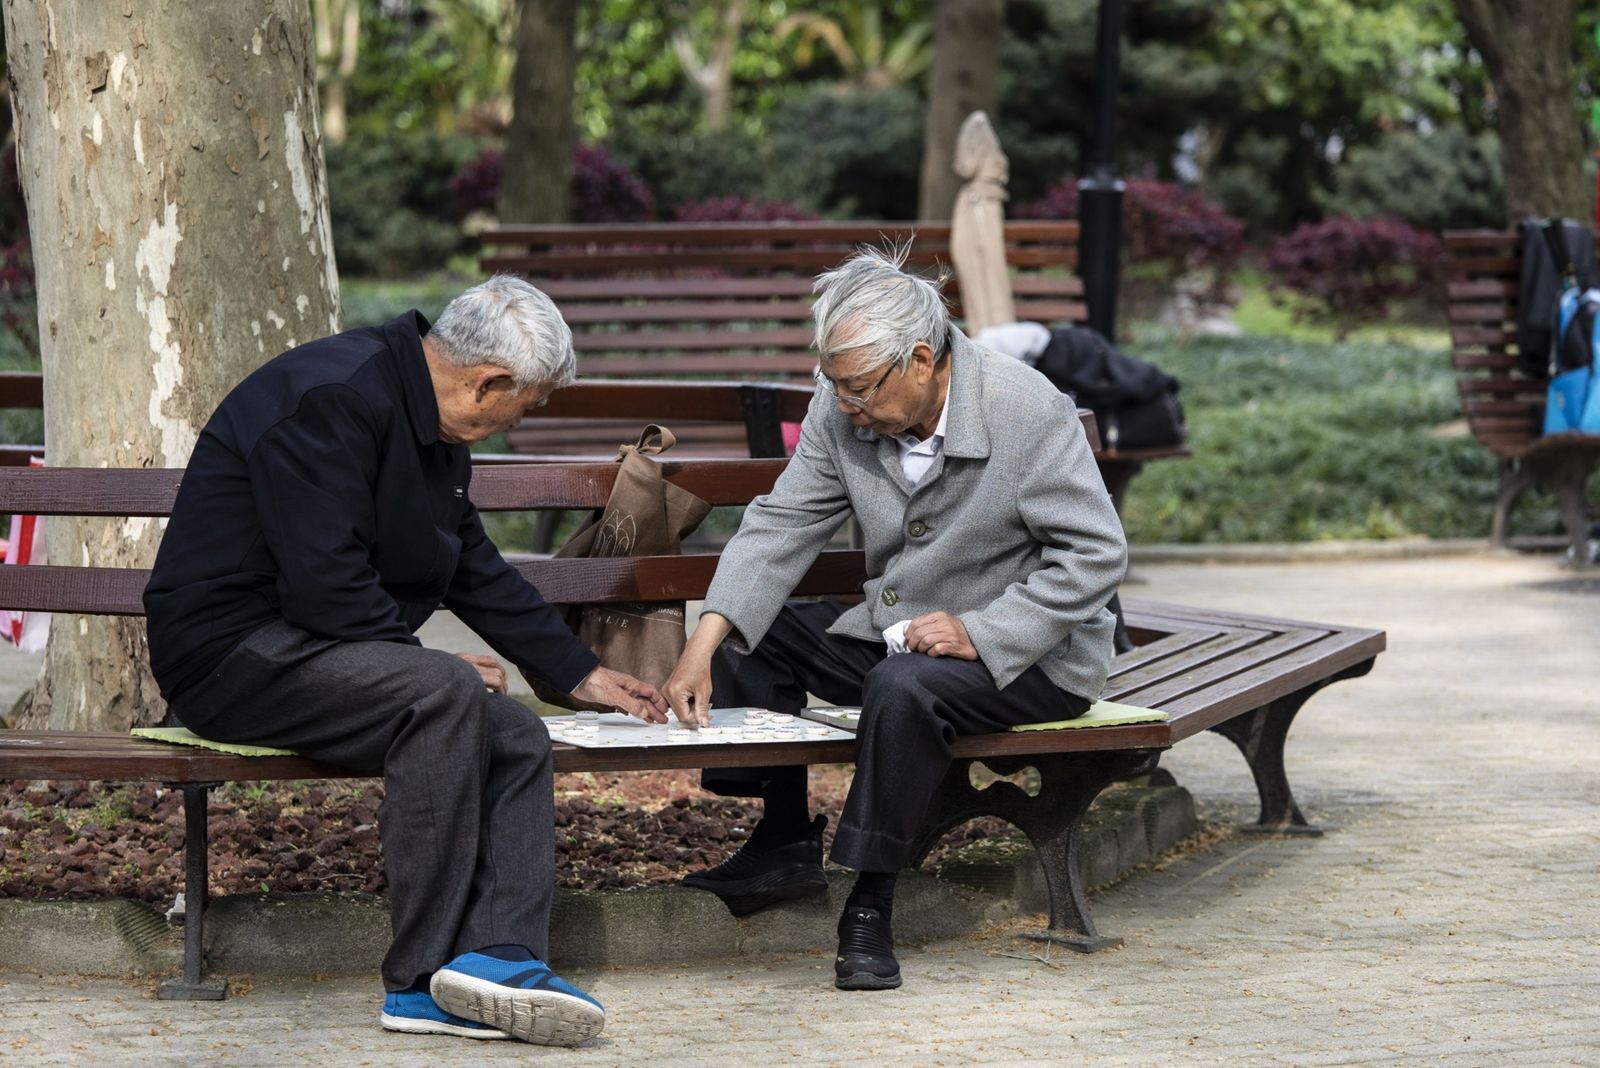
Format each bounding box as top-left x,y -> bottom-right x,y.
747,775 -> 811,849
846,871 -> 897,920
474,944 -> 536,962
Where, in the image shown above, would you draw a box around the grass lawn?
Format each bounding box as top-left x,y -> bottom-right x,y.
1112,327 -> 1526,543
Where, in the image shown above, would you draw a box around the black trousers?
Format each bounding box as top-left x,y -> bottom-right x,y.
169,619 -> 555,993
705,601 -> 1090,871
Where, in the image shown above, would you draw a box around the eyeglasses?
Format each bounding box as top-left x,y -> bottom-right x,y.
814,363 -> 897,411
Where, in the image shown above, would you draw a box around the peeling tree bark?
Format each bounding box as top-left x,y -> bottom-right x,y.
3,0 -> 341,730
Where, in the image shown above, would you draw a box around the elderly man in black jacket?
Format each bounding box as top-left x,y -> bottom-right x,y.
144,276 -> 664,1047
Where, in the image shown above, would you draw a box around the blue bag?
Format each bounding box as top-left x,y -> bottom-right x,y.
1539,224 -> 1600,435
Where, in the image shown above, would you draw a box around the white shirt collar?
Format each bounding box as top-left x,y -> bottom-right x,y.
892,386 -> 950,451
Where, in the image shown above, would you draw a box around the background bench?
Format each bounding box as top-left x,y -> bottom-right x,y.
1443,229 -> 1600,558
478,219 -> 1087,382
0,459 -> 1382,999
479,219 -> 1187,507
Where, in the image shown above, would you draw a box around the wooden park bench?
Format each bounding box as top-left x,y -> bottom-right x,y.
1443,230 -> 1600,558
0,372 -> 808,462
0,458 -> 1382,999
479,219 -> 1188,509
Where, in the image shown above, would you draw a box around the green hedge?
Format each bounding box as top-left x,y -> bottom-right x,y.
1115,333 -> 1563,543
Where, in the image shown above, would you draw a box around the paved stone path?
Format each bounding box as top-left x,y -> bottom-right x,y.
2,553 -> 1597,1065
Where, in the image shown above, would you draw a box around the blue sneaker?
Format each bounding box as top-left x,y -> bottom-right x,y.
430,952 -> 605,1046
380,989 -> 510,1040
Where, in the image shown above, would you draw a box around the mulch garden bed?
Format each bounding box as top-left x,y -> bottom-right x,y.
0,770 -> 1019,905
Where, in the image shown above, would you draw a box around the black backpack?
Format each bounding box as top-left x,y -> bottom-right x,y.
1033,327 -> 1187,451
1516,218 -> 1599,378
1540,221 -> 1600,377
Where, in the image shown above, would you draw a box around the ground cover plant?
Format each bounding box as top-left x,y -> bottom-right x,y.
1112,330 -> 1543,543
0,769 -> 1015,902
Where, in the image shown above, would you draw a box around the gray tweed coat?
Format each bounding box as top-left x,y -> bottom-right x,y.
701,329 -> 1128,699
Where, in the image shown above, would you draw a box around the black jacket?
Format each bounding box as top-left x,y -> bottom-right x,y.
1516,218 -> 1599,377
144,311 -> 598,703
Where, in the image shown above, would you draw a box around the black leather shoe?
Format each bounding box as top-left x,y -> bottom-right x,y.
681,815 -> 829,916
834,906 -> 902,990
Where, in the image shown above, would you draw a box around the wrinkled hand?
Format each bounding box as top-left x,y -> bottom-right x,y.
662,652 -> 714,728
456,652 -> 508,694
571,666 -> 670,723
904,611 -> 978,660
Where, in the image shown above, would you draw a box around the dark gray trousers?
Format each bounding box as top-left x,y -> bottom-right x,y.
705,601 -> 1090,872
169,620 -> 554,993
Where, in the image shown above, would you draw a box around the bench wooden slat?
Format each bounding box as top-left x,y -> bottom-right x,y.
539,277 -> 820,300
560,301 -> 816,325
1157,626 -> 1384,741
1457,376 -> 1546,396
1445,255 -> 1520,276
1451,352 -> 1517,371
0,371 -> 43,408
0,549 -> 871,615
1446,279 -> 1518,300
574,327 -> 817,352
1102,631 -> 1268,702
1448,302 -> 1516,323
577,354 -> 821,377
1449,325 -> 1515,348
1117,627 -> 1333,713
1441,230 -> 1518,250
532,380 -> 815,423
485,220 -> 1081,245
0,467 -> 185,515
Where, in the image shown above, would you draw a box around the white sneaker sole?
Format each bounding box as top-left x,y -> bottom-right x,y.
379,1010 -> 511,1040
429,970 -> 606,1047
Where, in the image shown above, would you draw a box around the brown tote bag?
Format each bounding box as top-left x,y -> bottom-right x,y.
530,425 -> 712,712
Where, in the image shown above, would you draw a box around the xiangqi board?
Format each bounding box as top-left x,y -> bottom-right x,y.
543,707 -> 857,748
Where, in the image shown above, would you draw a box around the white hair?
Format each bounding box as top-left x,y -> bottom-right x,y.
427,275 -> 576,390
811,243 -> 951,374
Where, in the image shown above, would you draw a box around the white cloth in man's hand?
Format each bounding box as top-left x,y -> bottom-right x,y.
883,620 -> 911,655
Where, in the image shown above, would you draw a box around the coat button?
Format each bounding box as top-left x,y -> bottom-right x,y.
908,520 -> 928,538
881,588 -> 898,606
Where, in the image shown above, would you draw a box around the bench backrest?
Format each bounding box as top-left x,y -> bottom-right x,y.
0,407 -> 1095,617
1442,228 -> 1600,459
0,461 -> 837,620
0,375 -> 817,464
478,220 -> 1085,381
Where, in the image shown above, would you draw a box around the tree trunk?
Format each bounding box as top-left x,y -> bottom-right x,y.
918,0 -> 1003,221
1454,0 -> 1588,222
500,0 -> 578,224
312,0 -> 360,147
670,0 -> 745,135
3,0 -> 341,730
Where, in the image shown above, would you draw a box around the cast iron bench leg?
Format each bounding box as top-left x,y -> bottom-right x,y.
1490,459 -> 1534,548
910,749 -> 1160,953
157,782 -> 228,1000
1208,658 -> 1376,837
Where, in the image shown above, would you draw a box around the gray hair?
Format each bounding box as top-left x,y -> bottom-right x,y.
428,275 -> 577,390
811,243 -> 951,374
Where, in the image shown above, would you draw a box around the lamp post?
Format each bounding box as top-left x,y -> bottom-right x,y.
1078,0 -> 1124,341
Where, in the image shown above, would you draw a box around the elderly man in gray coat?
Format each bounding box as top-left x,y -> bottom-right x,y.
664,245 -> 1128,990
